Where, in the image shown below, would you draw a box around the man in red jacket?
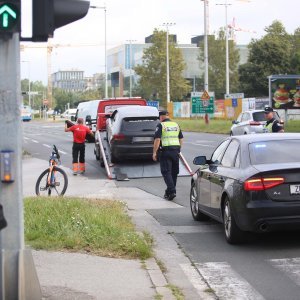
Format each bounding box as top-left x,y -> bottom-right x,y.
65,118 -> 94,175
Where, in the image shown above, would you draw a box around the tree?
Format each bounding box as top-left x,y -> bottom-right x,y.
21,79 -> 47,109
198,29 -> 240,98
290,27 -> 300,74
53,88 -> 102,112
239,21 -> 296,97
134,29 -> 191,108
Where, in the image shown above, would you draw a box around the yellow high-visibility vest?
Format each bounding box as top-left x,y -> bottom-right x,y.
161,122 -> 180,147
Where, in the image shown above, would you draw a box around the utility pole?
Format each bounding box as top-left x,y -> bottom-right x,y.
203,0 -> 209,91
217,0 -> 232,95
0,1 -> 91,298
0,26 -> 41,300
162,22 -> 175,104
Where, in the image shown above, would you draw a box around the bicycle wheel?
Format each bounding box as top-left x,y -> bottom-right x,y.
35,166 -> 68,196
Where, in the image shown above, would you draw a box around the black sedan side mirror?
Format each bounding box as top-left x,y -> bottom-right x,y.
193,156 -> 207,165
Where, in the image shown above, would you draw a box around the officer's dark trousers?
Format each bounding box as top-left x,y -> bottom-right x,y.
159,149 -> 180,195
72,142 -> 85,163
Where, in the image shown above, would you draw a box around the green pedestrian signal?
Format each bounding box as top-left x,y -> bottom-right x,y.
0,1 -> 20,36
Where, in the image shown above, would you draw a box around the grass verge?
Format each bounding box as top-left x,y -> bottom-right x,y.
24,196 -> 153,260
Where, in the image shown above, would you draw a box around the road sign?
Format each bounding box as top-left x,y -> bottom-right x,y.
146,100 -> 159,109
201,90 -> 210,100
191,91 -> 215,114
225,93 -> 244,99
0,2 -> 20,34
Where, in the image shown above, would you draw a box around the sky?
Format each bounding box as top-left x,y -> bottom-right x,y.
20,0 -> 299,84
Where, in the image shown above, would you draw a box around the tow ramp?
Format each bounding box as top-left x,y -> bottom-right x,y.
96,131 -> 193,181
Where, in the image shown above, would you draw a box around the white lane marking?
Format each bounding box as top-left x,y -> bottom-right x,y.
269,258 -> 300,286
184,141 -> 215,147
31,139 -> 39,143
24,136 -> 29,140
180,264 -> 216,300
58,150 -> 67,155
42,144 -> 51,148
195,262 -> 265,300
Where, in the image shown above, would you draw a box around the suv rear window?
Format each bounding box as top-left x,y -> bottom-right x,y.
121,117 -> 159,132
249,140 -> 300,164
252,111 -> 280,122
252,112 -> 266,122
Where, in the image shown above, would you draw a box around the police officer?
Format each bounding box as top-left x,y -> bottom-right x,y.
263,106 -> 284,133
153,110 -> 183,200
65,118 -> 94,175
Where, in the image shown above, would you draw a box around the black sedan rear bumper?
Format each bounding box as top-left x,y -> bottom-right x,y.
234,200 -> 300,232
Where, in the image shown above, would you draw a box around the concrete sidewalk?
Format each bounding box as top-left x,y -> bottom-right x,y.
22,156 -> 211,299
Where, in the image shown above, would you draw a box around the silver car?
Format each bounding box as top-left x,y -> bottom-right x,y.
230,110 -> 281,136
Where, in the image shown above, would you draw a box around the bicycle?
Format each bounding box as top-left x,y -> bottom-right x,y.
35,145 -> 68,196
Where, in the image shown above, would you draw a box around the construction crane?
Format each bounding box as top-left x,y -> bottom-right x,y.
228,17 -> 256,42
20,39 -> 104,109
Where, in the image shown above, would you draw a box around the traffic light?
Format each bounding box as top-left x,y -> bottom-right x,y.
32,0 -> 90,42
0,0 -> 20,36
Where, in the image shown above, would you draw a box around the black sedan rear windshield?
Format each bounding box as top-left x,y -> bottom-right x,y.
249,140 -> 300,164
121,117 -> 159,132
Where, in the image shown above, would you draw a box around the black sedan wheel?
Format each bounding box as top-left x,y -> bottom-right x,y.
190,182 -> 209,221
223,197 -> 244,244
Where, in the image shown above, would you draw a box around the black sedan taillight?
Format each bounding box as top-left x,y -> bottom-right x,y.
244,177 -> 285,191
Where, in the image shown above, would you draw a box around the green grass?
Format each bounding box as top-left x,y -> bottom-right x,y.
174,118 -> 300,134
24,197 -> 153,259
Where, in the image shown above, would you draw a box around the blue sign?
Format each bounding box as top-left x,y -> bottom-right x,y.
232,98 -> 237,107
147,101 -> 159,109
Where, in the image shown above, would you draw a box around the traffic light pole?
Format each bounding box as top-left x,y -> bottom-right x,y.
0,33 -> 41,299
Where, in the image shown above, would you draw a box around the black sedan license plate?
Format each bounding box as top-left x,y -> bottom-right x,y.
290,184 -> 300,195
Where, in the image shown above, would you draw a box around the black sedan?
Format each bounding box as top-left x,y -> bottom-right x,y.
190,133 -> 300,244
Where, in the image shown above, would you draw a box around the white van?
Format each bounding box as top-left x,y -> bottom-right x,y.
75,99 -> 101,135
61,108 -> 77,121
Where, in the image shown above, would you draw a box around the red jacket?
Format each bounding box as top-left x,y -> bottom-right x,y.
68,124 -> 91,143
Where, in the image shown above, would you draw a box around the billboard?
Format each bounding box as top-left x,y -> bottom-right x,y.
270,75 -> 300,109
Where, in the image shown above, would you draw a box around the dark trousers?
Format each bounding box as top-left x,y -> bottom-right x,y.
72,142 -> 85,163
159,149 -> 180,195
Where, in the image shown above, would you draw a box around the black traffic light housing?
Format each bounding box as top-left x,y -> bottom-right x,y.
32,0 -> 90,42
0,0 -> 20,37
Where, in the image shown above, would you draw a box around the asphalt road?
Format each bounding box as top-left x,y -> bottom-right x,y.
23,120 -> 300,300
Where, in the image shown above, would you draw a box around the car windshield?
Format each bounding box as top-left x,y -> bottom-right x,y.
249,140 -> 300,164
121,117 -> 159,132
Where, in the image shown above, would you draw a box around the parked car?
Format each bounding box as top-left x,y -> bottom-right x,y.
230,110 -> 282,136
106,105 -> 159,163
190,133 -> 300,244
61,108 -> 77,121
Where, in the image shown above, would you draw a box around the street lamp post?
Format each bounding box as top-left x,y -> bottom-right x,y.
216,0 -> 231,95
203,0 -> 209,92
90,5 -> 108,98
162,23 -> 175,104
